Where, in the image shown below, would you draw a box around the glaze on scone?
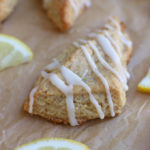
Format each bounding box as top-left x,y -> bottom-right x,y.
24,17 -> 132,126
43,0 -> 91,31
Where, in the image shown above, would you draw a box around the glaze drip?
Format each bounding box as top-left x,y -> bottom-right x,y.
43,71 -> 78,126
29,87 -> 38,114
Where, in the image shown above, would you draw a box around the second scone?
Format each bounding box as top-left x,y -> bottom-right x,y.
43,0 -> 91,31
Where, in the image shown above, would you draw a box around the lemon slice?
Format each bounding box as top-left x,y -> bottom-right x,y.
0,34 -> 33,71
15,138 -> 90,150
138,69 -> 150,93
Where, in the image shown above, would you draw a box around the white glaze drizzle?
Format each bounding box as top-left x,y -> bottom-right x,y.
46,72 -> 78,126
68,0 -> 79,16
82,0 -> 91,7
44,58 -> 60,70
42,58 -> 105,124
88,33 -> 97,38
118,31 -> 132,48
109,17 -> 132,48
76,37 -> 127,89
89,33 -> 121,67
109,17 -> 121,30
81,45 -> 115,117
104,19 -> 131,79
43,61 -> 79,126
60,66 -> 104,119
72,41 -> 80,48
89,41 -> 128,90
96,35 -> 122,65
104,24 -> 114,31
79,39 -> 87,44
126,71 -> 130,79
96,34 -> 128,87
68,0 -> 91,17
29,86 -> 38,114
104,30 -> 121,56
74,38 -> 128,90
74,38 -> 127,90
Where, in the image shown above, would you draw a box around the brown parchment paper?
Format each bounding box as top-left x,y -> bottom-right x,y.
0,0 -> 150,149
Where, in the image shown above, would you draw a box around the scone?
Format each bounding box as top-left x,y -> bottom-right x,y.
0,0 -> 18,21
43,0 -> 91,31
24,17 -> 132,126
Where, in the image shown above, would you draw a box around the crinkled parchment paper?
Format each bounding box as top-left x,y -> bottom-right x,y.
0,0 -> 150,149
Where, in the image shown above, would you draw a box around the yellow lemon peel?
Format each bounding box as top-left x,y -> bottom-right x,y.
15,138 -> 90,150
138,69 -> 150,93
0,34 -> 33,71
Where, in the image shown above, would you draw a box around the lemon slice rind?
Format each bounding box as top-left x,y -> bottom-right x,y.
0,34 -> 33,71
0,34 -> 33,61
15,138 -> 90,150
138,69 -> 150,93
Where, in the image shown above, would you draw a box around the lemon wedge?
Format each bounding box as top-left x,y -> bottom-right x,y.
15,138 -> 90,150
138,69 -> 150,93
0,34 -> 33,71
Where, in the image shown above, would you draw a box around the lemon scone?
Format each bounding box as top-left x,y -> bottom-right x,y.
43,0 -> 91,31
0,0 -> 18,21
24,17 -> 132,126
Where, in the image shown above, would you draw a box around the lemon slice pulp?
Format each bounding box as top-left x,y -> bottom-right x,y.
15,138 -> 90,150
0,34 -> 33,71
138,69 -> 150,93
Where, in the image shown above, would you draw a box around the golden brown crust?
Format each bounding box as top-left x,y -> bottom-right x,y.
24,17 -> 133,126
61,0 -> 70,31
24,88 -> 122,126
0,0 -> 18,22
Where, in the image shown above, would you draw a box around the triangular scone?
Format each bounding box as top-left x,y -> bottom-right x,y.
43,0 -> 91,31
0,0 -> 18,22
24,17 -> 132,126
